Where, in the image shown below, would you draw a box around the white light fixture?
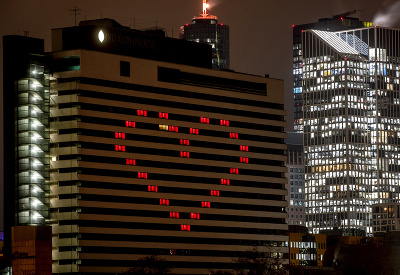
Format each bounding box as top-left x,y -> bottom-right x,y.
98,30 -> 105,43
51,156 -> 57,162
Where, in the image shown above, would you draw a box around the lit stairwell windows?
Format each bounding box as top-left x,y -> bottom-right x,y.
201,201 -> 211,208
240,145 -> 249,151
211,190 -> 220,196
230,133 -> 238,139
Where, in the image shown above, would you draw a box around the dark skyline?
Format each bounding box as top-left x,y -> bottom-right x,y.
0,0 -> 399,231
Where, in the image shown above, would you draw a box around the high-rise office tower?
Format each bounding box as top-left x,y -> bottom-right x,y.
302,26 -> 400,236
3,35 -> 51,256
27,18 -> 289,274
285,132 -> 305,226
292,13 -> 372,132
180,0 -> 229,70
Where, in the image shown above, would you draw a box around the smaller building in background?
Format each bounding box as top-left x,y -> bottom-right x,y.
372,202 -> 400,236
180,0 -> 229,69
288,232 -> 326,267
11,226 -> 52,275
285,132 -> 305,226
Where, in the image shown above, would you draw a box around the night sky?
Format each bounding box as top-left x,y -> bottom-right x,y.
0,0 -> 398,230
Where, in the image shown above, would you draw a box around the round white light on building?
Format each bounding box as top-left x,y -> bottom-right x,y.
98,30 -> 105,43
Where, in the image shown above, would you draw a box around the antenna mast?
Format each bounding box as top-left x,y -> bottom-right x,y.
202,0 -> 209,17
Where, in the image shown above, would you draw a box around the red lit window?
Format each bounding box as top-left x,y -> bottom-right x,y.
125,121 -> 135,127
115,145 -> 125,152
191,213 -> 200,219
126,159 -> 136,165
240,145 -> 249,151
211,190 -> 220,196
137,110 -> 147,116
159,112 -> 169,119
180,151 -> 190,158
169,126 -> 179,132
180,139 -> 190,146
138,172 -> 148,179
221,179 -> 230,185
201,201 -> 211,208
230,168 -> 239,174
160,199 -> 169,205
200,117 -> 209,124
230,133 -> 238,139
240,157 -> 249,163
181,225 -> 190,231
148,185 -> 158,192
190,128 -> 199,134
170,212 -> 179,218
115,132 -> 125,139
220,119 -> 230,126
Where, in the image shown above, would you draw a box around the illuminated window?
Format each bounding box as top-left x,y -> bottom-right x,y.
181,225 -> 190,231
200,117 -> 209,124
160,199 -> 169,205
180,151 -> 190,158
126,159 -> 136,165
115,132 -> 125,139
190,128 -> 199,134
240,157 -> 249,163
230,168 -> 239,174
148,185 -> 158,192
221,179 -> 230,185
125,121 -> 135,127
137,110 -> 147,116
115,145 -> 125,152
170,212 -> 179,218
180,139 -> 190,146
220,119 -> 230,126
211,190 -> 220,196
169,126 -> 179,132
240,145 -> 249,151
159,112 -> 169,119
230,133 -> 238,139
191,213 -> 200,219
138,172 -> 147,179
159,125 -> 168,131
201,201 -> 211,208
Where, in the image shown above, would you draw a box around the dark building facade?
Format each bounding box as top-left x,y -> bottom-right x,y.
44,19 -> 287,274
180,0 -> 229,70
3,35 -> 51,257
